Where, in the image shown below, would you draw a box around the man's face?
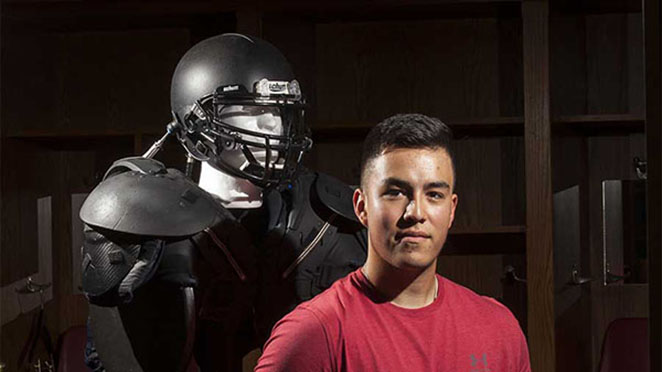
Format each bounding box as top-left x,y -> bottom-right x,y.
353,147 -> 458,271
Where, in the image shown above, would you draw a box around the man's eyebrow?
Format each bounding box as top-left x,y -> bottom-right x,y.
426,181 -> 450,190
382,177 -> 412,190
381,178 -> 450,190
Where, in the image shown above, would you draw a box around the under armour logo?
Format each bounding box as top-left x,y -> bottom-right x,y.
470,353 -> 490,372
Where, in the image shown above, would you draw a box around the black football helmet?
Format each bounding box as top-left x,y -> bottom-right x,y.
170,33 -> 312,188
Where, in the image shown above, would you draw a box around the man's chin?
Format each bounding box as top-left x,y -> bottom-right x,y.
391,254 -> 436,272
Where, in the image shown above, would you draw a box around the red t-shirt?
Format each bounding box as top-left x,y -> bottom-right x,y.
255,269 -> 530,372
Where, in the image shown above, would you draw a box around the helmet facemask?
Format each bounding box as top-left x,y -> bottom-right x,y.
174,79 -> 312,188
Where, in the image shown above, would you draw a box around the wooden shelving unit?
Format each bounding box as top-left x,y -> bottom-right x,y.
554,114 -> 645,133
445,225 -> 526,255
2,1 -> 660,372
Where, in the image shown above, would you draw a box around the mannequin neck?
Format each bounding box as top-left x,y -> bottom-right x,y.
198,161 -> 263,209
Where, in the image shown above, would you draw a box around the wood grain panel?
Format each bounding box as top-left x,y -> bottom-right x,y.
586,14 -> 629,114
551,134 -> 593,371
550,15 -> 587,116
235,10 -> 263,37
498,15 -> 523,117
627,13 -> 644,116
315,18 -> 500,126
552,136 -> 583,193
302,141 -> 363,185
1,33 -> 58,136
502,253 -> 528,333
53,29 -> 189,136
444,231 -> 525,255
523,1 -> 555,371
263,17 -> 317,124
644,0 -> 661,369
551,13 -> 644,117
500,136 -> 526,226
2,140 -> 48,286
451,137 -> 503,229
437,255 -> 505,299
586,134 -> 648,369
1,138 -> 132,368
553,186 -> 593,372
304,135 -> 522,233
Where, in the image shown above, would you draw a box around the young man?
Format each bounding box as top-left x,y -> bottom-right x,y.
255,113 -> 531,371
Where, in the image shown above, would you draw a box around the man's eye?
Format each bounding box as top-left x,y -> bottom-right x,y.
429,192 -> 445,200
384,189 -> 403,197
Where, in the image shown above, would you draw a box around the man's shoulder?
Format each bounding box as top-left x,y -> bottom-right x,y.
288,270 -> 361,324
440,276 -> 530,371
440,275 -> 520,327
257,285 -> 340,371
304,269 -> 359,307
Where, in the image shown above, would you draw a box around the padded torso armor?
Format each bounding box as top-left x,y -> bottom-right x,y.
255,170 -> 368,344
81,159 -> 367,372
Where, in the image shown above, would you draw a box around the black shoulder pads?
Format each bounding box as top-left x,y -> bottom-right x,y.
314,172 -> 359,222
80,157 -> 217,237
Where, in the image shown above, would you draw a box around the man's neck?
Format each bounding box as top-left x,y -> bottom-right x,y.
198,162 -> 263,209
362,253 -> 438,309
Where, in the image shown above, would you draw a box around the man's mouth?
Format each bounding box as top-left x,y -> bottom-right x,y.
395,230 -> 431,241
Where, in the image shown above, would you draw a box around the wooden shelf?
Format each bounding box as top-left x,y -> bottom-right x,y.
553,114 -> 645,134
311,117 -> 525,142
4,130 -> 163,140
3,1 -> 522,24
551,0 -> 641,15
442,225 -> 526,255
450,225 -> 526,234
6,114 -> 642,143
312,114 -> 646,142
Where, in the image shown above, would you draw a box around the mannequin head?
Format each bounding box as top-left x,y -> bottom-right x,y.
198,104 -> 285,208
170,33 -> 311,192
210,105 -> 284,174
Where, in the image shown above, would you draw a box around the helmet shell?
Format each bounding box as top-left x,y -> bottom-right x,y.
171,33 -> 296,120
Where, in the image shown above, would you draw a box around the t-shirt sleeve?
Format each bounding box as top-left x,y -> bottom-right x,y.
254,307 -> 333,372
517,326 -> 532,372
483,296 -> 531,372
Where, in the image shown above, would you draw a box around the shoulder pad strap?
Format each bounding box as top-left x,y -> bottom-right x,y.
103,156 -> 167,180
314,172 -> 359,223
81,160 -> 218,237
263,188 -> 285,231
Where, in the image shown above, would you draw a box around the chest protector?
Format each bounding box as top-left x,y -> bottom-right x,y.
254,170 -> 368,343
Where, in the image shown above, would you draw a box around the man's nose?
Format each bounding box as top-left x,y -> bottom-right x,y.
403,197 -> 425,222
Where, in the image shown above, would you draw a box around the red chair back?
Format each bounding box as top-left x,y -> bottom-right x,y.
598,318 -> 649,372
57,326 -> 88,372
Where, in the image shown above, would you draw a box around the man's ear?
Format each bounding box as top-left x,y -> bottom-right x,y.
448,193 -> 458,229
353,188 -> 368,227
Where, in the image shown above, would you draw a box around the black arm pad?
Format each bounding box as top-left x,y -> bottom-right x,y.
82,225 -> 196,306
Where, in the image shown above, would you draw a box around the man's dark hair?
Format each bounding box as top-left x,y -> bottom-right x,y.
359,113 -> 455,188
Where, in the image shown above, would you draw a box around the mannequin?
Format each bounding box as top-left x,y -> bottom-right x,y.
80,33 -> 367,372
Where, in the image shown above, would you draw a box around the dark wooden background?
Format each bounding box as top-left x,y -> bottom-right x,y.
1,1 -> 659,371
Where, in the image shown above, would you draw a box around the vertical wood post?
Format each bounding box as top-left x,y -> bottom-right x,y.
645,0 -> 662,370
522,1 -> 555,371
